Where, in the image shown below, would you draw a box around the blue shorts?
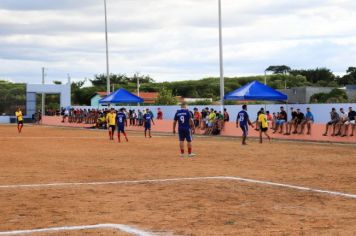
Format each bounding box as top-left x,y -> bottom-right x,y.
276,120 -> 286,126
117,125 -> 125,133
178,128 -> 192,142
240,124 -> 248,137
145,124 -> 151,130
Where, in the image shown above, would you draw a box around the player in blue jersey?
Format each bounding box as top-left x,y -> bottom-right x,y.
116,108 -> 128,142
173,103 -> 196,157
236,104 -> 254,145
143,108 -> 155,138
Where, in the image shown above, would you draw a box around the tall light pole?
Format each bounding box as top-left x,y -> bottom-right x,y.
218,0 -> 225,112
264,70 -> 267,85
41,67 -> 46,120
104,0 -> 110,95
137,75 -> 140,107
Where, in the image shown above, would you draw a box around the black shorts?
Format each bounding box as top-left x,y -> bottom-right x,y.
261,127 -> 268,132
109,125 -> 116,131
327,120 -> 339,125
17,121 -> 23,125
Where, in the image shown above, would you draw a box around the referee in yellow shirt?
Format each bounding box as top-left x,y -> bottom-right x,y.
258,110 -> 271,143
15,107 -> 24,133
106,108 -> 117,140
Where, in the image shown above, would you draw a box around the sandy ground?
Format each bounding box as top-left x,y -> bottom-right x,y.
0,125 -> 355,235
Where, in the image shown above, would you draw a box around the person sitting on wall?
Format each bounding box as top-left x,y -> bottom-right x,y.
284,107 -> 297,135
273,106 -> 287,134
342,107 -> 356,137
334,108 -> 348,136
323,108 -> 340,136
294,108 -> 305,134
300,107 -> 314,135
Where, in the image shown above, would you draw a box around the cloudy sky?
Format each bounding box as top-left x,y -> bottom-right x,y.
0,0 -> 355,84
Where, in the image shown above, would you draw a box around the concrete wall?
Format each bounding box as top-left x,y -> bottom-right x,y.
279,87 -> 334,104
26,83 -> 71,118
72,103 -> 356,123
0,116 -> 10,123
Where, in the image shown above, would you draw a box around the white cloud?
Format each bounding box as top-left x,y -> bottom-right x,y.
0,0 -> 355,84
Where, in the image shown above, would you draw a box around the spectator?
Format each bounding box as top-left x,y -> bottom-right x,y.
300,107 -> 314,135
274,106 -> 287,134
334,108 -> 348,136
342,107 -> 356,137
157,108 -> 163,120
223,108 -> 230,122
266,111 -> 273,128
285,107 -> 297,135
138,109 -> 143,126
193,108 -> 201,128
323,108 -> 340,136
295,108 -> 305,134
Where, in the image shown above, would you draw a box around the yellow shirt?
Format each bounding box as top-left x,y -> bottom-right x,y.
106,113 -> 116,126
15,111 -> 23,121
258,113 -> 268,129
208,112 -> 216,123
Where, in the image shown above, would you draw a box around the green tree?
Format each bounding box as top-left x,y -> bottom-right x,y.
265,65 -> 291,74
155,88 -> 178,105
290,68 -> 335,84
53,81 -> 62,85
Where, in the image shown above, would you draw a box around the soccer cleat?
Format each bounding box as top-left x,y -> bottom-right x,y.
188,153 -> 196,157
180,154 -> 185,157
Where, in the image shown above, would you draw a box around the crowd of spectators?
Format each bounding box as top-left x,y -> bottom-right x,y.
192,107 -> 230,135
323,107 -> 356,137
60,107 -> 156,129
57,105 -> 356,138
266,106 -> 315,136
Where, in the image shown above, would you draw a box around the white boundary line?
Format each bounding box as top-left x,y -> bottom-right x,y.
0,176 -> 355,199
0,223 -> 154,236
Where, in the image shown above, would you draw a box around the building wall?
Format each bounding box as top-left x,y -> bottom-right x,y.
279,87 -> 335,104
90,95 -> 102,108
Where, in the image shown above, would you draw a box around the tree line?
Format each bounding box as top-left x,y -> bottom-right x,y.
1,66 -> 355,112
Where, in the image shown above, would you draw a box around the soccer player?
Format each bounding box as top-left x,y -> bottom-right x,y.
15,107 -> 24,133
143,108 -> 155,138
258,110 -> 271,143
106,108 -> 116,140
236,104 -> 254,145
173,104 -> 196,157
116,108 -> 128,142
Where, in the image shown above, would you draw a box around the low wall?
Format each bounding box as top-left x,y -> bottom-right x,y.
42,116 -> 356,144
0,116 -> 10,123
73,103 -> 356,123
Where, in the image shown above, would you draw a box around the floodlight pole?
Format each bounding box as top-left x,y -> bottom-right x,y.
264,70 -> 267,85
104,0 -> 110,95
137,75 -> 140,107
218,0 -> 225,112
41,67 -> 46,121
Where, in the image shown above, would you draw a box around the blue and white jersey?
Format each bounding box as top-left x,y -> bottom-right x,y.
116,112 -> 126,127
237,110 -> 249,126
143,113 -> 153,125
174,109 -> 191,130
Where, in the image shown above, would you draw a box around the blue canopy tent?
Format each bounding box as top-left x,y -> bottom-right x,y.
99,88 -> 144,104
224,80 -> 287,101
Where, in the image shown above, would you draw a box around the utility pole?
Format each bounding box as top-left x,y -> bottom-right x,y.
41,67 -> 46,121
104,0 -> 110,95
218,0 -> 225,112
137,75 -> 140,107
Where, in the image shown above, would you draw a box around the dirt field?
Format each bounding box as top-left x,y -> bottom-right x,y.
0,125 -> 355,235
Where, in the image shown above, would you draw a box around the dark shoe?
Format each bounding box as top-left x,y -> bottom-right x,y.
322,133 -> 327,136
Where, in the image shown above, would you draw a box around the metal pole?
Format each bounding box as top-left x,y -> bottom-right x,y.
137,75 -> 140,107
264,70 -> 267,85
41,67 -> 45,122
218,0 -> 224,112
104,0 -> 110,95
